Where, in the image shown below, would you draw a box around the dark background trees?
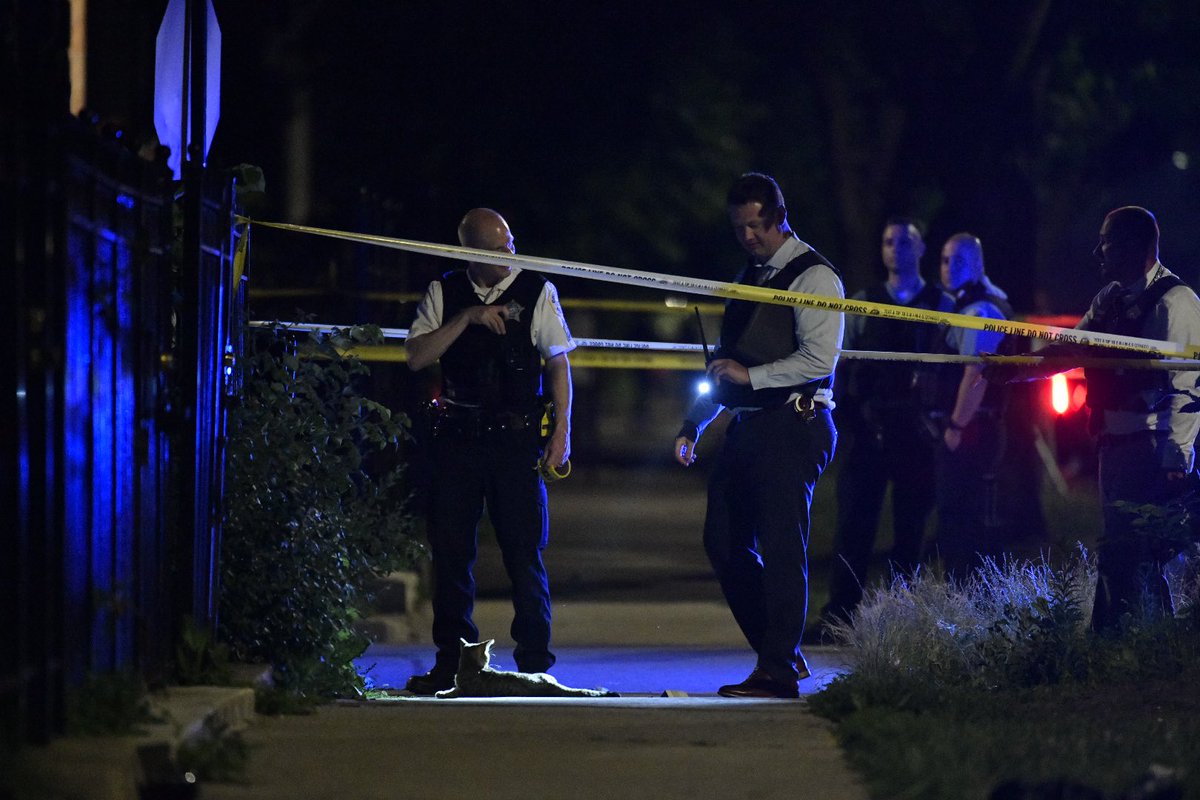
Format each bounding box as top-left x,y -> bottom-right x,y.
201,0 -> 1200,314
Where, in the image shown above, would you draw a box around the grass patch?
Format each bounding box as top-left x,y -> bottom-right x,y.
809,550 -> 1200,799
823,678 -> 1200,799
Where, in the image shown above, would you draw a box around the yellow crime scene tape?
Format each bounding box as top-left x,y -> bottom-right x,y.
250,322 -> 1200,372
238,218 -> 1200,360
247,288 -> 726,316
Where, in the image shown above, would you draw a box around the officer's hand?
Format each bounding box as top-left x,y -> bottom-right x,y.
943,427 -> 962,452
708,358 -> 750,386
674,436 -> 697,467
544,426 -> 570,471
463,304 -> 508,335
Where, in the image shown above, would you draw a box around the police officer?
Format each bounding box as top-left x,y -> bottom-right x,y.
934,233 -> 1012,578
674,172 -> 843,699
819,218 -> 954,629
989,206 -> 1200,629
403,208 -> 575,694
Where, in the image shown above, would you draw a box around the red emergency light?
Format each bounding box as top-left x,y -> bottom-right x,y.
1051,374 -> 1069,414
1048,369 -> 1087,416
1021,316 -> 1089,419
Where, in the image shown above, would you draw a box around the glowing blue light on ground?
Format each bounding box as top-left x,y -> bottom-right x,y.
357,644 -> 849,696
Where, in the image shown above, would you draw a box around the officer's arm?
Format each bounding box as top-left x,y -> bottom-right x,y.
406,306 -> 507,371
947,365 -> 987,430
948,313 -> 1001,430
544,353 -> 572,467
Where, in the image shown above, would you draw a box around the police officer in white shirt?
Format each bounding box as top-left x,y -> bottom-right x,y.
404,208 -> 574,693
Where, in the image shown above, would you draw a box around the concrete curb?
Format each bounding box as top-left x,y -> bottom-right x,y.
10,683 -> 260,800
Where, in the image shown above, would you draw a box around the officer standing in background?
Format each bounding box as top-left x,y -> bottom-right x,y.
674,172 -> 843,699
988,206 -> 1200,629
817,218 -> 954,632
403,207 -> 575,694
933,233 -> 1013,578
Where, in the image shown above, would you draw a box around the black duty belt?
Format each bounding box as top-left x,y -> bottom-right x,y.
430,402 -> 542,439
733,394 -> 823,425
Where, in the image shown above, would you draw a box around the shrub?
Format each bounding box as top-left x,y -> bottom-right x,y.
219,322 -> 422,696
1115,490 -> 1200,618
823,548 -> 1097,693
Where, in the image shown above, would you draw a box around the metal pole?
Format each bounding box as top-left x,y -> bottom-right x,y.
178,0 -> 210,630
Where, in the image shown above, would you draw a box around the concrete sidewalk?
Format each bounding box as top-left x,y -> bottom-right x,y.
199,690 -> 868,800
10,600 -> 868,800
195,600 -> 868,800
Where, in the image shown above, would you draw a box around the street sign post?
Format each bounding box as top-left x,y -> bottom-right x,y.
153,0 -> 221,179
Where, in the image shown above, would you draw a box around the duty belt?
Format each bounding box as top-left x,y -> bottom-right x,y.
430,401 -> 542,439
733,394 -> 821,425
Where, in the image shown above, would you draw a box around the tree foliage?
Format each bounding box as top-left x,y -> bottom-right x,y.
216,0 -> 1200,312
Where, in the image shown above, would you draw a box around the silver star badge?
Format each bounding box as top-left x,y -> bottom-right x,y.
503,299 -> 525,322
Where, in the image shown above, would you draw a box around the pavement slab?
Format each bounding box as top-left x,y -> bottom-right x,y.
199,691 -> 868,800
194,639 -> 863,800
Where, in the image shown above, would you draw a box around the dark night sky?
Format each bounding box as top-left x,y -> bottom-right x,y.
202,0 -> 1200,316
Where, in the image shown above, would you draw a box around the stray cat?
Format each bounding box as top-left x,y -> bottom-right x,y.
435,639 -> 618,698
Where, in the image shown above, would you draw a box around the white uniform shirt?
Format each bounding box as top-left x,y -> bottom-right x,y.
409,266 -> 576,359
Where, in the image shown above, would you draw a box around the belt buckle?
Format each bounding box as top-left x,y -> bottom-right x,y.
792,395 -> 816,422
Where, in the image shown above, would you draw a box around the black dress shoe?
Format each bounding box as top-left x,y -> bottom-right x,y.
717,667 -> 800,699
796,655 -> 811,682
405,668 -> 456,695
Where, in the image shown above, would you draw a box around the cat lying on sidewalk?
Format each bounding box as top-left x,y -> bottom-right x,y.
436,639 -> 618,698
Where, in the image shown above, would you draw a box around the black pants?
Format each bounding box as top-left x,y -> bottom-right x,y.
703,405 -> 836,683
1094,431 -> 1181,630
825,414 -> 935,621
934,416 -> 1005,580
427,425 -> 553,674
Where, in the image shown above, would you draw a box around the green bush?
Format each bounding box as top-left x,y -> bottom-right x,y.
220,322 -> 422,696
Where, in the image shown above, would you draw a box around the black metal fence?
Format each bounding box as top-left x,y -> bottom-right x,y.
1,114 -> 240,747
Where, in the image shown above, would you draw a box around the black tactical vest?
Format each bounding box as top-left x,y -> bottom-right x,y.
713,247 -> 841,408
843,281 -> 949,407
1084,275 -> 1184,413
955,281 -> 1014,322
437,269 -> 546,411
